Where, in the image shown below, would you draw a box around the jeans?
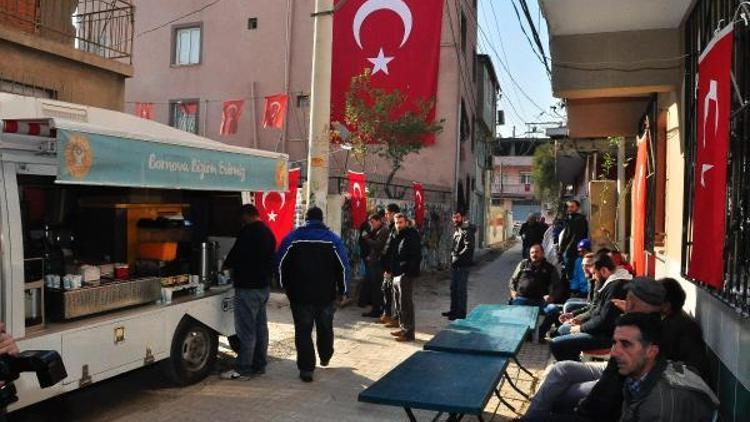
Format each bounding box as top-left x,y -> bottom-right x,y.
234,287 -> 270,374
510,297 -> 559,338
450,267 -> 470,318
290,302 -> 336,373
563,298 -> 589,314
393,275 -> 415,337
364,262 -> 385,311
524,361 -> 607,418
382,273 -> 394,317
550,332 -> 612,362
557,322 -> 573,336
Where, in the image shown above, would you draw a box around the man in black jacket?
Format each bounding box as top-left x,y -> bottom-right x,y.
221,204 -> 277,380
361,213 -> 390,318
558,200 -> 589,280
276,207 -> 350,382
379,203 -> 401,326
389,213 -> 422,342
443,209 -> 475,320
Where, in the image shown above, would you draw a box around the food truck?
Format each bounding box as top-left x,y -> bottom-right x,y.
0,94 -> 288,411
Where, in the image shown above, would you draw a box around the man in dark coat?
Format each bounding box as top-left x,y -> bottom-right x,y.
558,200 -> 589,280
221,204 -> 276,380
388,213 -> 422,342
276,207 -> 350,382
379,203 -> 401,326
361,213 -> 390,318
443,209 -> 475,320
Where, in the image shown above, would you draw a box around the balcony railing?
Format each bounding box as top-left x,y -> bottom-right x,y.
0,0 -> 133,63
491,183 -> 535,197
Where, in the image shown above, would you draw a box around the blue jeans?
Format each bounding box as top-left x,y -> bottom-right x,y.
563,298 -> 589,314
290,302 -> 336,373
450,267 -> 470,318
550,332 -> 612,361
234,287 -> 270,374
510,297 -> 559,338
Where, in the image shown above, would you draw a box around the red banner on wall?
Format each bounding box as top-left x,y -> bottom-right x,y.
135,102 -> 154,120
255,168 -> 300,246
220,100 -> 245,136
413,182 -> 425,227
688,24 -> 734,289
348,171 -> 368,228
331,0 -> 444,146
631,129 -> 649,276
263,94 -> 288,129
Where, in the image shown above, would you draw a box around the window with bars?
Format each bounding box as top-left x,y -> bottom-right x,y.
169,100 -> 199,134
682,0 -> 750,316
172,25 -> 202,66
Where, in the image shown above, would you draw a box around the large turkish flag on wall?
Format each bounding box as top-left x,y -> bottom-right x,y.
331,0 -> 444,146
688,24 -> 734,289
631,129 -> 649,276
255,168 -> 300,246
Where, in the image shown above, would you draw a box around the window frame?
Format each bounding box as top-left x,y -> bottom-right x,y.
171,23 -> 203,67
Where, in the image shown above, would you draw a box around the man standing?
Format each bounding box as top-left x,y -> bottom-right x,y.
508,244 -> 566,339
389,213 -> 422,342
444,209 -> 475,320
361,213 -> 390,318
559,200 -> 589,280
379,203 -> 401,326
276,207 -> 350,382
221,204 -> 277,380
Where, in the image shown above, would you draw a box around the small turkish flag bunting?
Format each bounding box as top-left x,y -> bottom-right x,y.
255,168 -> 300,246
135,102 -> 154,120
263,94 -> 289,129
413,182 -> 425,227
220,100 -> 245,136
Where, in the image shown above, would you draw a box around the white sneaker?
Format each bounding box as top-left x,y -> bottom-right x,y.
220,369 -> 249,380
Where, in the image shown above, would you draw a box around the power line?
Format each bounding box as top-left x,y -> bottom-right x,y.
509,0 -> 549,76
517,0 -> 551,75
138,0 -> 224,38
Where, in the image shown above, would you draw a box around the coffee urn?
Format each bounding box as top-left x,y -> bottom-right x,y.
196,241 -> 219,285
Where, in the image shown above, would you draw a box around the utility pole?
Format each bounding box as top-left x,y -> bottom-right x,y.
306,0 -> 334,217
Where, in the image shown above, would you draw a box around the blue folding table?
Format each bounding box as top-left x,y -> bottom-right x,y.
358,350 -> 509,422
465,304 -> 540,332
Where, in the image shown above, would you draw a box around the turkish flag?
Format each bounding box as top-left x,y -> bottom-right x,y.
348,171 -> 368,228
263,94 -> 288,129
631,129 -> 649,276
255,168 -> 300,246
688,24 -> 734,289
413,182 -> 425,227
331,0 -> 444,146
220,100 -> 245,136
135,102 -> 154,120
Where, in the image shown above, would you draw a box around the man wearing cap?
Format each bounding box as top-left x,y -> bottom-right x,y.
523,277 -> 665,420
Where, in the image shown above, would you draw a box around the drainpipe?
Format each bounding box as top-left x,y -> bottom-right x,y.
281,0 -> 294,154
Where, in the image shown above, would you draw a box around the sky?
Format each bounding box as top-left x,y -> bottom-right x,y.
476,0 -> 564,138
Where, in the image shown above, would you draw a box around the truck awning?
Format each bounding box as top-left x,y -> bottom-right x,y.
53,119 -> 288,192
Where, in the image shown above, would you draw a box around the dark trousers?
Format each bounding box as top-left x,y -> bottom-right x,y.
364,262 -> 384,311
382,273 -> 394,317
450,267 -> 469,318
290,302 -> 336,373
234,287 -> 270,374
393,275 -> 415,337
550,332 -> 612,361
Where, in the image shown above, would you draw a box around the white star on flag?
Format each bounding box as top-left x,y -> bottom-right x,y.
368,48 -> 394,75
268,210 -> 278,222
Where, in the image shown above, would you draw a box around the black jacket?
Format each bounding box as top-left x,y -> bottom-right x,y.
389,227 -> 422,277
276,220 -> 350,305
579,269 -> 631,336
451,223 -> 476,268
224,221 -> 276,290
559,212 -> 589,257
520,221 -> 546,247
363,224 -> 389,266
508,258 -> 563,301
381,222 -> 398,272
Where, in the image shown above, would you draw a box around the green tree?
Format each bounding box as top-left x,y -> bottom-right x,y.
336,69 -> 444,198
531,143 -> 559,208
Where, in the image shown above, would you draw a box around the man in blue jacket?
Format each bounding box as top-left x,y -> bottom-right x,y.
276,207 -> 351,382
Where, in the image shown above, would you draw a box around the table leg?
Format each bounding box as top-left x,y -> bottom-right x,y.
494,388 -> 519,415
512,356 -> 538,380
477,414 -> 486,422
404,407 -> 418,422
504,371 -> 531,400
430,412 -> 444,422
446,414 -> 464,422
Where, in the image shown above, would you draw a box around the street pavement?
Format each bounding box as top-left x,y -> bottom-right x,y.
10,243 -> 550,421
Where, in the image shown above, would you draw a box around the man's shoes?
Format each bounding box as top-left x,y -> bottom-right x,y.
448,314 -> 465,321
320,358 -> 330,367
220,369 -> 249,381
395,334 -> 415,342
384,320 -> 400,328
338,296 -> 353,307
362,310 -> 381,318
299,371 -> 314,382
377,315 -> 391,324
390,330 -> 404,336
441,311 -> 452,317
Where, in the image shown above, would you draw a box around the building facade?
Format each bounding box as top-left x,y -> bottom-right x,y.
542,0 -> 750,419
0,0 -> 134,110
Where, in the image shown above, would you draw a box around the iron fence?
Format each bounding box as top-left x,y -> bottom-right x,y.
0,0 -> 133,63
682,0 -> 750,316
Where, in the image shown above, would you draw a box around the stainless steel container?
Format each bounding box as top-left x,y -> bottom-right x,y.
198,241 -> 219,285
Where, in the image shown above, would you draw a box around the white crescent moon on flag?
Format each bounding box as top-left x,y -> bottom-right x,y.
270,101 -> 282,118
262,191 -> 286,211
415,190 -> 423,204
352,182 -> 364,198
353,0 -> 413,50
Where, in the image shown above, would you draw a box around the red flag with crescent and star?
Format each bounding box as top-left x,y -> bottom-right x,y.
263,94 -> 289,129
220,99 -> 245,136
331,0 -> 444,146
348,170 -> 368,228
413,182 -> 425,227
688,24 -> 734,289
135,102 -> 154,120
631,128 -> 649,276
255,168 -> 300,246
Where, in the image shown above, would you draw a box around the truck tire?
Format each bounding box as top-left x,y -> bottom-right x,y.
164,318 -> 218,386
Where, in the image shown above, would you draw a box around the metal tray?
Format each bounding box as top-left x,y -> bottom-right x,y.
47,277 -> 161,320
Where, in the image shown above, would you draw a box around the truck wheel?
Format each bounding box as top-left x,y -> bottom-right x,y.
164,318 -> 218,386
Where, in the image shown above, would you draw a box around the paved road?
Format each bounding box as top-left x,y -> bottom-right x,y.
9,243 -> 547,422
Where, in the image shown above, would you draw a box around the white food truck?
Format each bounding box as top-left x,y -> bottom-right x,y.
0,94 -> 288,411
